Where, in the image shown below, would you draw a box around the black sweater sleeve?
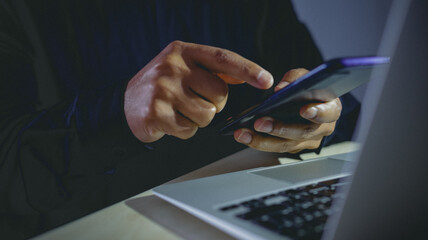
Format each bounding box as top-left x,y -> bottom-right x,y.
0,2 -> 150,238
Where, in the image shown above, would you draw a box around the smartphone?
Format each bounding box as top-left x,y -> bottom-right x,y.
219,56 -> 390,135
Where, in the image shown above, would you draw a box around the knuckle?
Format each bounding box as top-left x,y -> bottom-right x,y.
302,125 -> 317,139
154,61 -> 174,75
278,141 -> 294,153
153,79 -> 174,100
166,40 -> 185,52
214,49 -> 231,64
151,99 -> 168,119
155,60 -> 189,77
273,126 -> 289,137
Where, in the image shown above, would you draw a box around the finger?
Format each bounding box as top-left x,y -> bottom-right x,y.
177,41 -> 273,89
300,98 -> 342,123
253,117 -> 336,140
175,88 -> 218,127
166,113 -> 199,139
234,128 -> 322,153
274,68 -> 308,92
146,99 -> 199,140
186,66 -> 229,112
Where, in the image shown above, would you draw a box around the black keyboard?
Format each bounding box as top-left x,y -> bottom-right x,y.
219,177 -> 350,239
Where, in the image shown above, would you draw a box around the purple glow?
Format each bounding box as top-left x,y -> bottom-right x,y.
341,56 -> 390,67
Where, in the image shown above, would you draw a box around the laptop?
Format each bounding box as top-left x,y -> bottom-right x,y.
153,0 -> 428,239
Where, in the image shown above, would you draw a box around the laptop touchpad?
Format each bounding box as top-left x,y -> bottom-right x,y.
249,158 -> 351,183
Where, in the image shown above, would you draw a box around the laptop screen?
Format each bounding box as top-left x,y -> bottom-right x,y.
328,0 -> 428,239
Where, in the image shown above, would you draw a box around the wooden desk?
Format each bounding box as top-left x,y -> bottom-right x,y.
34,142 -> 359,240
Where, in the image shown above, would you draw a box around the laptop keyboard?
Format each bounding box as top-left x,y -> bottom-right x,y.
218,177 -> 350,239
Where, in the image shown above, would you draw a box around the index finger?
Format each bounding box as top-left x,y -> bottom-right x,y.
181,41 -> 273,89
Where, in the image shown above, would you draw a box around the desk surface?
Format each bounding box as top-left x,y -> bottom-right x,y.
34,142 -> 359,240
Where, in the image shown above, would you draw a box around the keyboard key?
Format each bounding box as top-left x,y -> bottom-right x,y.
220,177 -> 349,239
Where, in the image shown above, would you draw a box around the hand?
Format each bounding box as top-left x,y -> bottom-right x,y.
124,41 -> 273,142
233,68 -> 342,153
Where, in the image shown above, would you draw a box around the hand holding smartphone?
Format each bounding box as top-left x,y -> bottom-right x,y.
220,56 -> 390,135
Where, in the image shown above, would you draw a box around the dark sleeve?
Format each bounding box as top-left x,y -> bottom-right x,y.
0,3 -> 148,238
258,1 -> 361,150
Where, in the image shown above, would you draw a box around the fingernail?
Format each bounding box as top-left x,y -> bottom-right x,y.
302,106 -> 318,119
237,131 -> 252,144
257,119 -> 273,133
257,70 -> 274,89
